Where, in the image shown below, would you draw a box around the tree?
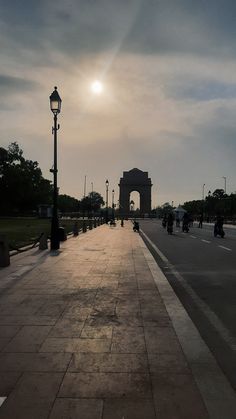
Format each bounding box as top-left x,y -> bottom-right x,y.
212,189 -> 225,199
58,194 -> 80,213
80,192 -> 104,215
0,142 -> 52,215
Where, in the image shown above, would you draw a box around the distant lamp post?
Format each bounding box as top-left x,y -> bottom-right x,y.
202,183 -> 205,201
222,176 -> 226,194
112,189 -> 115,220
49,86 -> 62,250
105,179 -> 109,223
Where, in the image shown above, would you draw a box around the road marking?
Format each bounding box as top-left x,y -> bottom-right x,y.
201,239 -> 211,243
140,229 -> 236,352
190,235 -> 197,239
218,245 -> 232,252
139,231 -> 236,417
0,397 -> 6,407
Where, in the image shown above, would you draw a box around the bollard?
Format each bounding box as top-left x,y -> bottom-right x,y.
73,222 -> 79,236
0,235 -> 10,267
39,232 -> 48,250
94,219 -> 97,228
89,219 -> 93,230
97,219 -> 100,226
82,220 -> 87,233
58,227 -> 67,241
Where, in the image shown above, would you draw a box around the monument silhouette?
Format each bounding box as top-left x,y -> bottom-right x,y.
119,168 -> 152,216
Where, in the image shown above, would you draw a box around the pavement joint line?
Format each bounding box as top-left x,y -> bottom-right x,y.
139,229 -> 236,418
190,235 -> 197,238
218,245 -> 232,251
201,239 -> 211,243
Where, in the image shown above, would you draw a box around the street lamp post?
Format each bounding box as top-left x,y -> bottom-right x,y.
49,87 -> 62,250
222,176 -> 226,194
112,189 -> 115,220
202,183 -> 205,201
105,179 -> 109,223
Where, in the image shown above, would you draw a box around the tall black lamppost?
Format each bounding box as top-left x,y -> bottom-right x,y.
49,87 -> 62,250
112,189 -> 115,220
105,179 -> 109,223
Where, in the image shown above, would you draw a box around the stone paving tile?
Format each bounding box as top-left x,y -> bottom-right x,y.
59,372 -> 152,398
0,316 -> 57,325
0,338 -> 11,351
0,372 -> 21,396
148,353 -> 191,374
62,306 -> 92,320
0,372 -> 63,419
68,353 -> 148,373
49,398 -> 103,419
49,319 -> 84,338
144,326 -> 183,354
3,325 -> 52,353
151,372 -> 209,419
36,302 -> 67,316
80,326 -> 113,339
0,353 -> 72,372
111,326 -> 146,353
40,337 -> 111,353
102,399 -> 156,419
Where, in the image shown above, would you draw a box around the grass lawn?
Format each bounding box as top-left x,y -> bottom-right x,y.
0,218 -> 86,249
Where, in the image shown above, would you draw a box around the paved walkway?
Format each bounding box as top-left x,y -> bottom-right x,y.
0,223 -> 235,418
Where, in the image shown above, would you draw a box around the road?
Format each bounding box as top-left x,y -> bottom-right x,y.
139,219 -> 236,391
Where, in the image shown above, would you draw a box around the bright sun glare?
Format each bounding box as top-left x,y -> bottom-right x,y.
91,80 -> 103,95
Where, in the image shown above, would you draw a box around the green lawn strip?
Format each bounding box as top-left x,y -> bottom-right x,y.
0,218 -> 87,249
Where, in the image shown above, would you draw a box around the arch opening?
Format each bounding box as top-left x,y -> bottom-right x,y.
129,191 -> 140,217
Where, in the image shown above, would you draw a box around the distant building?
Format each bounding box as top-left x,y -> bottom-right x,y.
38,205 -> 52,218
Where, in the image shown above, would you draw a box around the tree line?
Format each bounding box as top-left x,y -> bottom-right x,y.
183,189 -> 236,220
156,189 -> 236,221
0,142 -> 104,216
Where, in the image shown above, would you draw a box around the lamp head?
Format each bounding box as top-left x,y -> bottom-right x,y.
50,86 -> 62,115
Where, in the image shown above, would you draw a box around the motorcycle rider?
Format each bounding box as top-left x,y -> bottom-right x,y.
214,214 -> 224,237
162,214 -> 167,228
182,212 -> 190,232
167,212 -> 174,234
133,220 -> 140,232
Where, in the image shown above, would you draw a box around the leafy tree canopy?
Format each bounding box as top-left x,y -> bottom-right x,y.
0,142 -> 52,215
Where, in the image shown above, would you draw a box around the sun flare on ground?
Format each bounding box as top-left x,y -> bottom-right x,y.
90,80 -> 103,95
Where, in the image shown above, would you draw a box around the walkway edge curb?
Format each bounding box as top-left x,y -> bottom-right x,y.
138,231 -> 236,419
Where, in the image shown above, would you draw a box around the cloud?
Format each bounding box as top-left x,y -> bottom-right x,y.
0,75 -> 40,94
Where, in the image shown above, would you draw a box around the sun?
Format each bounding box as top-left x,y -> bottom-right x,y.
90,80 -> 103,95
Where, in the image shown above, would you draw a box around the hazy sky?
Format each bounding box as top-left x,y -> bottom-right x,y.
1,0 -> 236,208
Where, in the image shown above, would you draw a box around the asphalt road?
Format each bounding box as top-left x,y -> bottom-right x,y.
139,219 -> 236,391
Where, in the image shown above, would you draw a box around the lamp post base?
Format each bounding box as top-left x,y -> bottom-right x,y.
50,217 -> 60,250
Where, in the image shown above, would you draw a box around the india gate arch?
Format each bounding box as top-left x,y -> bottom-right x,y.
119,168 -> 152,217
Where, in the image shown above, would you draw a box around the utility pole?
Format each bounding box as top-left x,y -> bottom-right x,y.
84,175 -> 87,198
222,176 -> 226,194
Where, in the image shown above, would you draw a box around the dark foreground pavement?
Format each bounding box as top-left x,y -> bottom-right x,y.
0,223 -> 235,419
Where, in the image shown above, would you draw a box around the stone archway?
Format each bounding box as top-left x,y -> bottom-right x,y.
119,168 -> 152,216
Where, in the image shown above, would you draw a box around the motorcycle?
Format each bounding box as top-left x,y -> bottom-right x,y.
133,221 -> 140,232
182,222 -> 189,233
167,223 -> 173,234
214,223 -> 225,238
162,219 -> 167,228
